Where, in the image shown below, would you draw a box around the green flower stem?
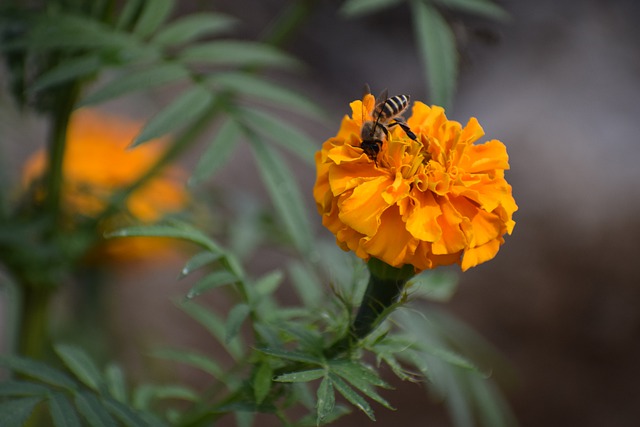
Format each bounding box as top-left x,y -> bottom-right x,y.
17,285 -> 53,360
44,82 -> 81,223
326,258 -> 416,357
15,81 -> 81,361
352,259 -> 416,338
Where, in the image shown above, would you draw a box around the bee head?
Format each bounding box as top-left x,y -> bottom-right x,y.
361,121 -> 385,143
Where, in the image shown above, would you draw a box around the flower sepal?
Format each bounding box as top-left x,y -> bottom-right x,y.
325,258 -> 416,357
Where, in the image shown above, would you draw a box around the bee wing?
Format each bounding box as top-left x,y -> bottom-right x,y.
376,88 -> 389,104
363,83 -> 372,97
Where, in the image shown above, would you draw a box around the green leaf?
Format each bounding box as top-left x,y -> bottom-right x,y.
133,385 -> 198,409
287,261 -> 324,308
255,270 -> 284,296
190,118 -> 241,185
133,0 -> 174,38
277,324 -> 323,349
215,400 -> 276,414
153,348 -> 224,379
81,63 -> 189,106
49,392 -> 82,427
235,411 -> 254,427
187,270 -> 238,299
329,360 -> 391,389
253,362 -> 273,404
377,353 -> 417,382
178,301 -> 244,360
105,222 -> 223,254
408,270 -> 459,302
238,107 -> 317,165
225,303 -> 251,344
179,251 -> 221,278
411,0 -> 457,109
245,136 -> 313,255
468,375 -> 517,427
0,397 -> 43,427
180,40 -> 300,69
25,15 -> 135,51
153,13 -> 237,46
257,348 -> 323,365
0,356 -> 77,390
427,347 -> 478,371
103,398 -> 151,427
116,0 -> 143,30
104,364 -> 127,403
316,376 -> 335,424
274,369 -> 325,383
55,344 -> 104,393
340,0 -> 403,17
207,72 -> 324,118
32,54 -> 103,92
328,373 -> 375,421
132,85 -> 214,147
291,382 -> 316,410
433,0 -> 510,20
0,380 -> 49,397
329,362 -> 393,410
75,391 -> 117,427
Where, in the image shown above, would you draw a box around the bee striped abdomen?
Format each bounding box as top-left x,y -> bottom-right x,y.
376,95 -> 410,120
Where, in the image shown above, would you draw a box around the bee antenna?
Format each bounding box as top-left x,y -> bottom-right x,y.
363,83 -> 372,97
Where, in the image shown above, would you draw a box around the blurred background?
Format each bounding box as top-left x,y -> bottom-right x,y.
207,0 -> 640,424
3,0 -> 640,426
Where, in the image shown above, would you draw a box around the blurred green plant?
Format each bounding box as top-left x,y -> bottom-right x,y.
0,0 -> 515,426
340,0 -> 509,109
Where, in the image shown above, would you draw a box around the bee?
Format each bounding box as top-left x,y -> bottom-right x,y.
361,87 -> 417,163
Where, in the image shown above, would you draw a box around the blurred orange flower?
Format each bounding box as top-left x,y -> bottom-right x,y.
314,94 -> 517,271
23,108 -> 189,258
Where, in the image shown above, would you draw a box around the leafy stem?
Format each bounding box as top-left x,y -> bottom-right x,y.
325,258 -> 416,358
44,81 -> 82,226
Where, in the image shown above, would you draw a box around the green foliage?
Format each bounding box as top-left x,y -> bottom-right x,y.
0,347 -> 172,427
407,269 -> 460,302
342,0 -> 508,109
411,0 -> 458,109
0,0 -> 515,426
340,0 -> 404,17
433,0 -> 510,21
132,86 -> 215,147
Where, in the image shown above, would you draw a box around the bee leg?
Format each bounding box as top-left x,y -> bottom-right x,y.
389,119 -> 417,141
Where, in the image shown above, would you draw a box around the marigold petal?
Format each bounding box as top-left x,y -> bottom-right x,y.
459,117 -> 485,145
431,200 -> 467,255
381,172 -> 411,205
454,175 -> 513,213
405,190 -> 442,242
449,196 -> 504,247
412,241 -> 462,271
461,238 -> 502,271
328,159 -> 386,196
360,206 -> 417,267
336,114 -> 361,141
338,176 -> 392,236
459,139 -> 510,173
328,140 -> 363,164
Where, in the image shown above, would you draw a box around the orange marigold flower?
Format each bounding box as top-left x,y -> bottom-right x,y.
314,94 -> 517,271
23,108 -> 189,259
